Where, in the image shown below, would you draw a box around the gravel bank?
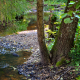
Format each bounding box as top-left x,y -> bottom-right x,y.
0,30 -> 41,64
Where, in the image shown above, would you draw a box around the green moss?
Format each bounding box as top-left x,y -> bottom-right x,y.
56,57 -> 66,67
76,76 -> 80,80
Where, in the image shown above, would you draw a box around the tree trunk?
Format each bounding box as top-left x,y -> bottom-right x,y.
37,0 -> 49,64
50,0 -> 79,65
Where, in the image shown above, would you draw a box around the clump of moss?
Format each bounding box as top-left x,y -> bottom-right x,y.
56,57 -> 66,67
76,76 -> 80,80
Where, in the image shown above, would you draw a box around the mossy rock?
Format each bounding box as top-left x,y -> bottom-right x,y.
56,57 -> 66,67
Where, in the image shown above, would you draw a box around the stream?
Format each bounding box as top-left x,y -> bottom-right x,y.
0,45 -> 32,80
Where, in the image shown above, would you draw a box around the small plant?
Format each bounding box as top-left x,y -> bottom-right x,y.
69,29 -> 80,66
46,38 -> 55,51
76,76 -> 80,80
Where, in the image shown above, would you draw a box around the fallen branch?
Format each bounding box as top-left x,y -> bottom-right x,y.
57,67 -> 72,80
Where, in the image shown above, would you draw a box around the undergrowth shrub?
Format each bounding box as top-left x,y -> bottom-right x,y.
46,38 -> 55,51
69,33 -> 80,66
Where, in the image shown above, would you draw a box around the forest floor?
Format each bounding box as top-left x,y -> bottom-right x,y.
0,30 -> 80,80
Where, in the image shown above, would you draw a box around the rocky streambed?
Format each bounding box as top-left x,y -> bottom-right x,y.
0,30 -> 40,63
0,30 -> 79,80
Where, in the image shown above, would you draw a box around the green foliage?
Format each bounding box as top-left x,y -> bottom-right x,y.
44,0 -> 66,11
76,76 -> 80,80
69,28 -> 80,66
76,3 -> 80,9
46,29 -> 56,36
69,1 -> 75,5
51,14 -> 57,21
44,0 -> 67,3
14,20 -> 28,31
70,40 -> 80,66
46,38 -> 55,51
4,19 -> 28,35
56,57 -> 66,67
0,0 -> 28,22
0,0 -> 32,35
56,0 -> 67,3
69,17 -> 80,66
61,13 -> 67,18
64,18 -> 73,24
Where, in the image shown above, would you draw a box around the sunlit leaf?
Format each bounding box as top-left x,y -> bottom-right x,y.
61,13 -> 67,18
60,4 -> 66,7
69,1 -> 75,4
75,15 -> 80,18
76,76 -> 80,80
76,3 -> 80,9
54,22 -> 59,24
75,62 -> 79,66
64,18 -> 73,24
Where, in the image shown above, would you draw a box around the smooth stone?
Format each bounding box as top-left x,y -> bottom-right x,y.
18,71 -> 22,75
12,53 -> 19,57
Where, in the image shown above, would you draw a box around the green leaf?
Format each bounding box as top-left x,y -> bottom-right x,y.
75,10 -> 80,14
60,4 -> 66,7
67,10 -> 73,16
75,62 -> 79,66
76,3 -> 80,9
61,13 -> 67,18
76,76 -> 80,80
75,15 -> 80,18
69,1 -> 75,4
68,4 -> 73,8
64,18 -> 73,24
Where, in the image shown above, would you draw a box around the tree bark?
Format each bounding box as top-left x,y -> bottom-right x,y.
37,0 -> 49,64
50,0 -> 79,65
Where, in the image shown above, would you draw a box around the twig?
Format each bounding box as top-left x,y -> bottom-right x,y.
57,67 -> 72,80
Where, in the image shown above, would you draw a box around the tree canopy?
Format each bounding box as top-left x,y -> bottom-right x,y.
0,0 -> 27,22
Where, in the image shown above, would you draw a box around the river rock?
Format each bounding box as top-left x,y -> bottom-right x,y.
12,53 -> 19,57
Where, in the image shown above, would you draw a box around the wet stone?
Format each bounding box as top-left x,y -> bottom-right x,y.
12,53 -> 19,57
18,71 -> 22,75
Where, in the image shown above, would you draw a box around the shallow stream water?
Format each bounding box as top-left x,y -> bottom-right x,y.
0,46 -> 32,80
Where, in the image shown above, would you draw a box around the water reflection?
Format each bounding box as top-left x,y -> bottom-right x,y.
0,47 -> 32,80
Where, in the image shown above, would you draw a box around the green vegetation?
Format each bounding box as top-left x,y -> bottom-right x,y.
0,0 -> 27,22
0,0 -> 29,35
56,57 -> 66,67
0,0 -> 66,35
46,39 -> 54,51
69,27 -> 80,66
76,76 -> 80,80
45,0 -> 80,67
44,0 -> 67,5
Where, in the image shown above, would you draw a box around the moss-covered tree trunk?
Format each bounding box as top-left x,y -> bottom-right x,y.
50,0 -> 79,65
37,0 -> 49,64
